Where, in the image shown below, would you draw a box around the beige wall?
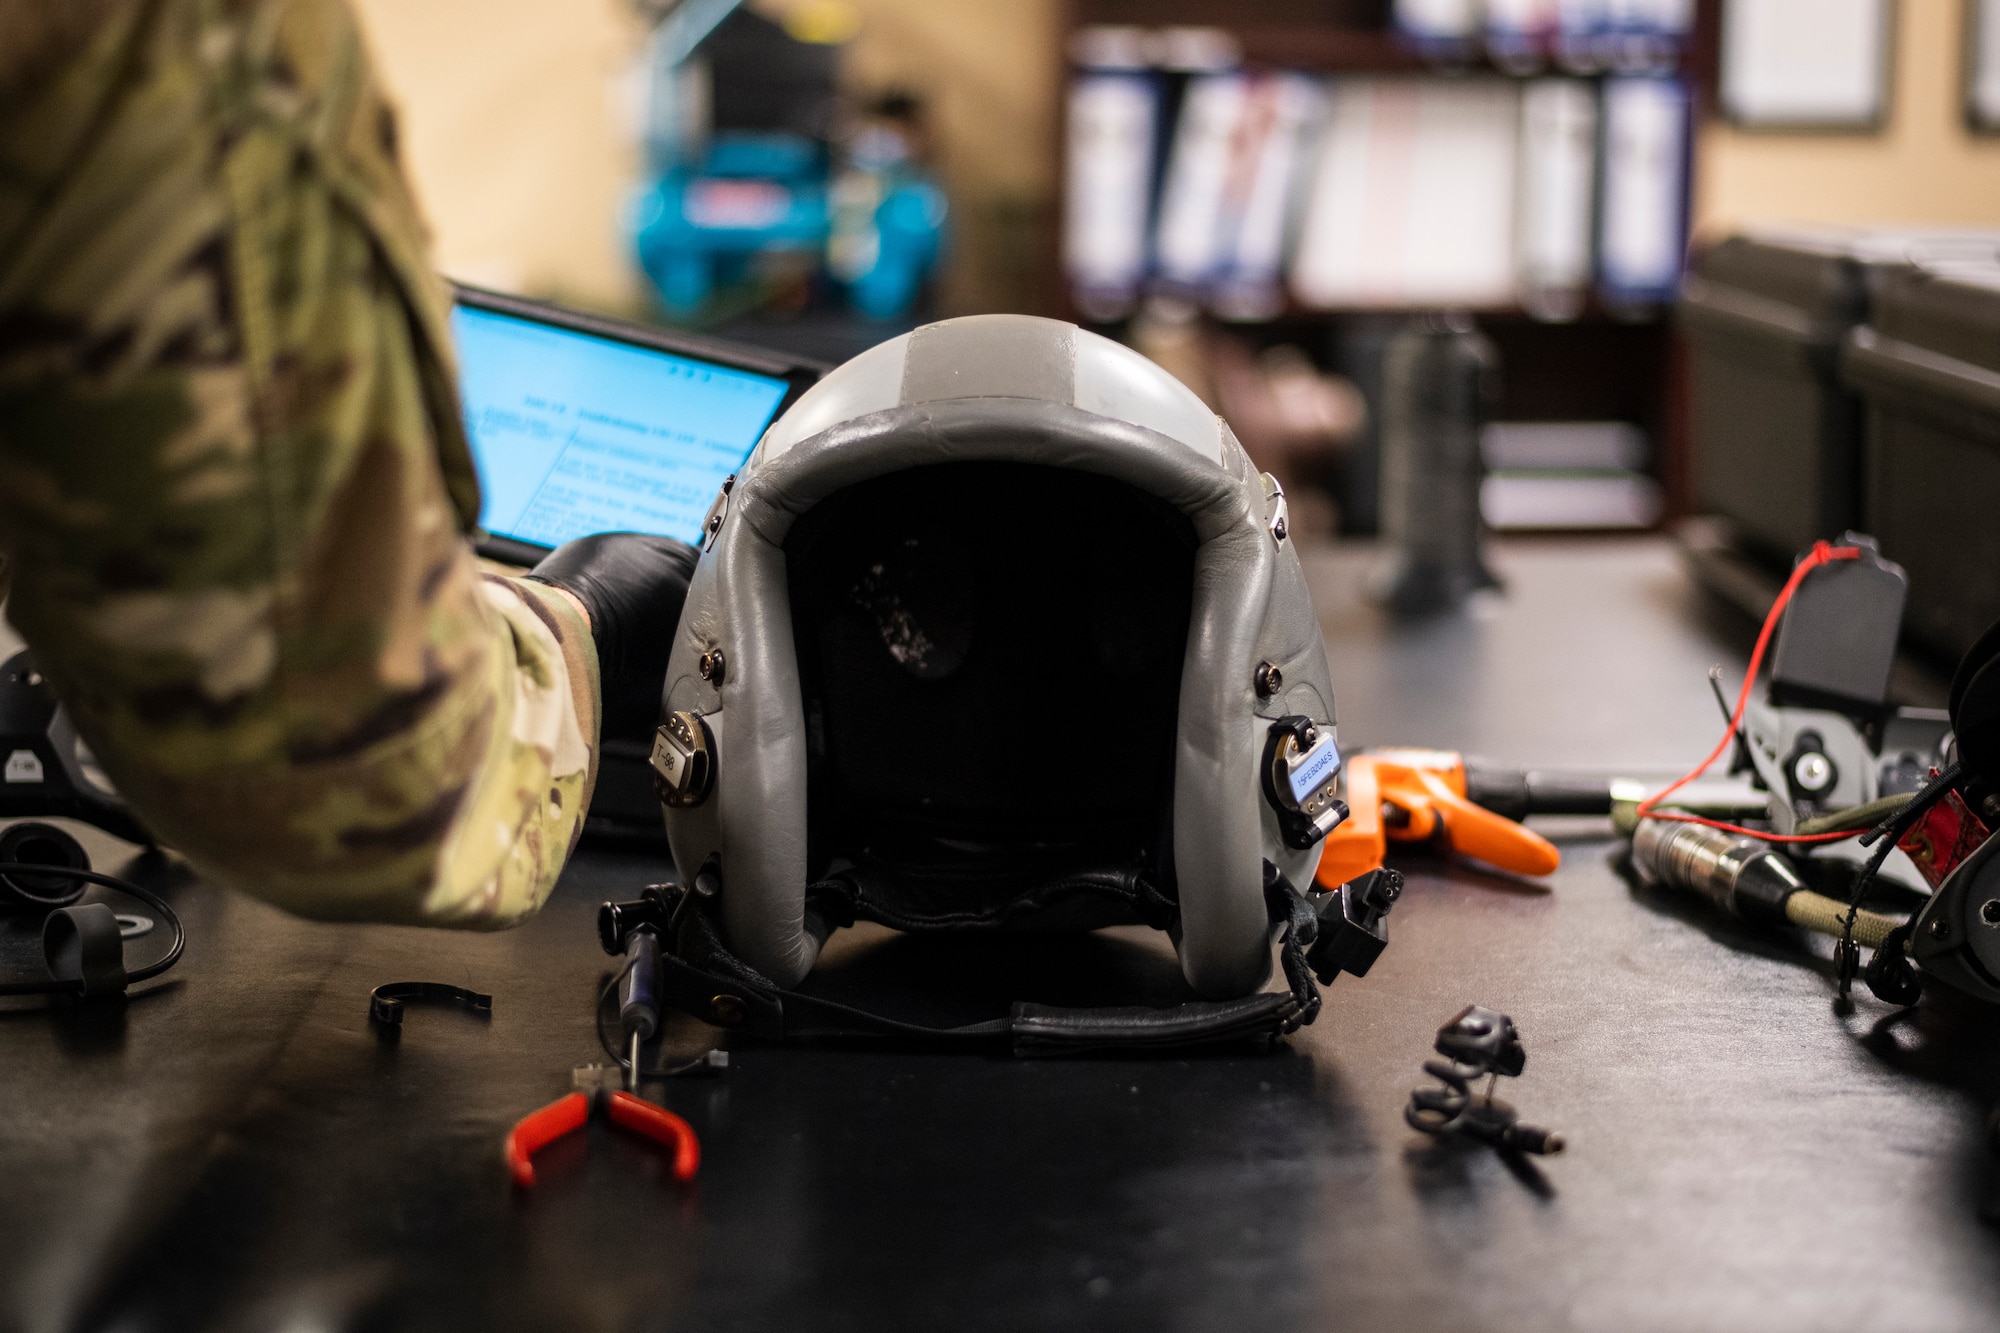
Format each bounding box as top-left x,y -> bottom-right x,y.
352,0 -> 649,311
754,0 -> 1058,199
351,0 -> 1060,317
754,0 -> 1062,313
1695,0 -> 2000,238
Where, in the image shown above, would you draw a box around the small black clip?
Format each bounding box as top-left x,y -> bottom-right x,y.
1833,932 -> 1863,1005
369,981 -> 493,1027
1863,923 -> 1924,1007
1406,1005 -> 1563,1156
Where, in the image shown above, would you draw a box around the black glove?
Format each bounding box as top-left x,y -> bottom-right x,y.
526,533 -> 699,740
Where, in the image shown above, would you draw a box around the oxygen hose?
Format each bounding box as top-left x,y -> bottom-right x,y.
1793,794 -> 1914,838
1631,819 -> 1902,950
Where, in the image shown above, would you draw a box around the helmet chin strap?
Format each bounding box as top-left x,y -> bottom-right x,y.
601,863 -> 1398,1056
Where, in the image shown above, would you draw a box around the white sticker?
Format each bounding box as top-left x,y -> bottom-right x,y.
4,749 -> 45,784
1287,735 -> 1341,803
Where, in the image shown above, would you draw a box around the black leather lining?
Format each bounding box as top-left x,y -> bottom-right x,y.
784,462 -> 1197,932
809,864 -> 1178,934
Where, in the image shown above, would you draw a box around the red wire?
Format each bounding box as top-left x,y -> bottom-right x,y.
1636,541 -> 1867,844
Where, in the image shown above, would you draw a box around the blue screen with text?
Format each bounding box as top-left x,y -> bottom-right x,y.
452,304 -> 788,549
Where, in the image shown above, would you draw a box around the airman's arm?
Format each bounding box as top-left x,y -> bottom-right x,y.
0,0 -> 599,926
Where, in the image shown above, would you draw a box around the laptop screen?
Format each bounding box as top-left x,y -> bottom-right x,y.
451,303 -> 791,550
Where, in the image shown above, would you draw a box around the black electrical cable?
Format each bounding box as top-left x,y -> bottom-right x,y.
0,863 -> 185,996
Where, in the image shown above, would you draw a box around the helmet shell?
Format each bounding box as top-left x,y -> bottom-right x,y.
662,315 -> 1335,998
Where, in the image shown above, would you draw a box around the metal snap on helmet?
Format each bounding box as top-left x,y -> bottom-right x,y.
652,315 -> 1341,1002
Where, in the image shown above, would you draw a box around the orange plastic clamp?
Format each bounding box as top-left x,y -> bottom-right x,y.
1314,749 -> 1560,889
1315,752 -> 1386,888
1405,765 -> 1560,877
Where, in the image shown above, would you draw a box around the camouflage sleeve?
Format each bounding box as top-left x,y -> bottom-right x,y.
0,0 -> 599,927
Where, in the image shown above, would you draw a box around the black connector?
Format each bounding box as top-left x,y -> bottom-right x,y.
1304,868 -> 1402,984
598,886 -> 674,955
1728,850 -> 1809,930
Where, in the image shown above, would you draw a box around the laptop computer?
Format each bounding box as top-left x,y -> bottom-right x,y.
449,285 -> 827,840
449,284 -> 824,566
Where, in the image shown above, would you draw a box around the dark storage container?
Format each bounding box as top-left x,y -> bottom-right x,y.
1843,263 -> 2000,664
1678,231 -> 1877,562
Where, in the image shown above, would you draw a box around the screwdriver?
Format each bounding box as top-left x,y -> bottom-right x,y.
619,926 -> 663,1092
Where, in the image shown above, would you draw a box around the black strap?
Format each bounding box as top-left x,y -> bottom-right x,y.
648,867 -> 1397,1056
1010,994 -> 1304,1053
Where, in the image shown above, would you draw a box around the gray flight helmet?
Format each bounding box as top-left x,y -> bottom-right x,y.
656,314 -> 1337,1000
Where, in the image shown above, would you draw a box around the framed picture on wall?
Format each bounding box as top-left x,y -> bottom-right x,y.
1969,0 -> 2000,132
1720,0 -> 1895,131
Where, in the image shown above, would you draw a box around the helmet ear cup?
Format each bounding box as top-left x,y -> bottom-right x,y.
1951,619 -> 2000,793
1954,651 -> 2000,793
0,821 -> 90,910
1950,617 -> 2000,725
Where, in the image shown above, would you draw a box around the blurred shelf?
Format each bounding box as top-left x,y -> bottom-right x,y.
1065,1 -> 1723,91
1195,297 -> 1670,325
1181,308 -> 1674,426
1073,0 -> 1394,29
1232,25 -> 1430,74
1083,300 -> 1673,346
1052,0 -> 1719,528
1227,28 -> 1692,78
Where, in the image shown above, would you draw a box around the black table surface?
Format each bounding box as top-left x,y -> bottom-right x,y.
5,537 -> 1998,1333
